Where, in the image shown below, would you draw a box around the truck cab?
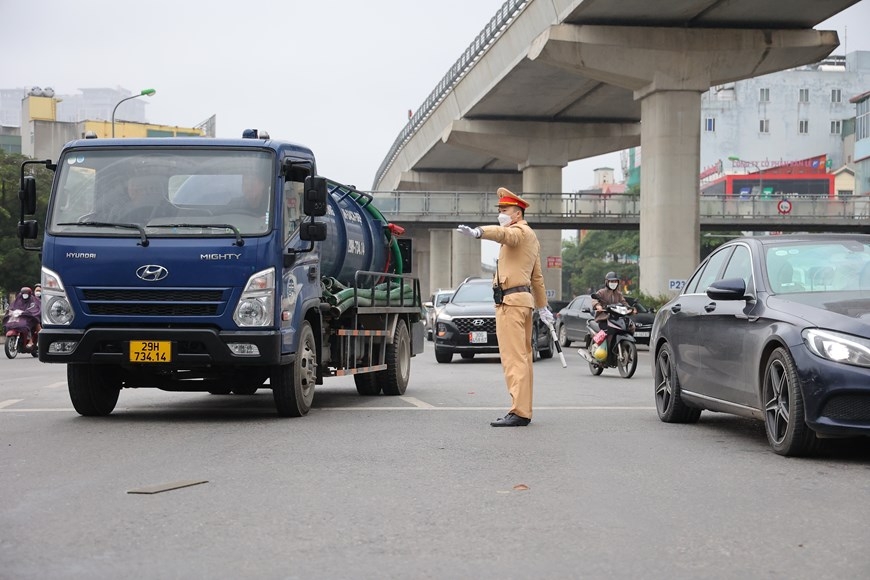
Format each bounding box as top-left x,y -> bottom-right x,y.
19,133 -> 423,417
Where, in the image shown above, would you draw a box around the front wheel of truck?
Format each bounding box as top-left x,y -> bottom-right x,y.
379,318 -> 411,396
67,364 -> 121,416
272,321 -> 317,417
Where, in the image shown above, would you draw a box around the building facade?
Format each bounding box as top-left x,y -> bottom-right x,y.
700,51 -> 870,195
0,86 -> 209,161
853,90 -> 870,197
0,86 -> 150,129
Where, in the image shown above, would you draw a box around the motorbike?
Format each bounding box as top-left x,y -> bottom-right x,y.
3,308 -> 40,359
579,301 -> 638,378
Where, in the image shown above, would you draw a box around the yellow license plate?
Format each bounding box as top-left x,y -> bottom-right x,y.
129,340 -> 171,363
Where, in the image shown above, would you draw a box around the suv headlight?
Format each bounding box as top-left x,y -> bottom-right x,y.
233,268 -> 275,327
42,267 -> 74,325
803,328 -> 870,368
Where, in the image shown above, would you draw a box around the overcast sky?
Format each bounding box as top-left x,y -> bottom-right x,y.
3,0 -> 869,193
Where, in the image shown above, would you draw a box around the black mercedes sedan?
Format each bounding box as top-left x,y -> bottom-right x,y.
652,234 -> 870,456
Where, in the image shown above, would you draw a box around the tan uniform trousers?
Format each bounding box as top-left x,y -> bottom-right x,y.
495,303 -> 534,419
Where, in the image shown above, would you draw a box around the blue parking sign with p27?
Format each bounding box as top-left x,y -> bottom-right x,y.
669,279 -> 687,291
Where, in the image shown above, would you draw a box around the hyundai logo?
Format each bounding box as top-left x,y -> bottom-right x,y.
472,319 -> 485,326
136,265 -> 169,282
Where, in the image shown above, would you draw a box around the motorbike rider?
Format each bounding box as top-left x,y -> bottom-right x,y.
6,286 -> 41,348
591,272 -> 635,332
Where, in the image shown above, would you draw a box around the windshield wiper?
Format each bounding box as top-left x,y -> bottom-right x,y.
57,221 -> 150,247
148,223 -> 244,247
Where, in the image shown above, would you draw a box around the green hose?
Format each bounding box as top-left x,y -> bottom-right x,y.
331,286 -> 416,316
321,277 -> 415,317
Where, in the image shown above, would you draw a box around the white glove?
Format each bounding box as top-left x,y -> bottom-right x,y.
456,225 -> 481,238
537,308 -> 554,326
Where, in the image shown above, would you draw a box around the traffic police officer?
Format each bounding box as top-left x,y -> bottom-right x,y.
457,187 -> 552,426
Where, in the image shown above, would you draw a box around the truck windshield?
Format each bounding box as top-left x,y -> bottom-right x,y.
48,148 -> 275,237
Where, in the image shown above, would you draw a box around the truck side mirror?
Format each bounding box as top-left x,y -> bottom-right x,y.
20,175 -> 37,215
299,220 -> 327,242
303,176 -> 328,216
18,220 -> 38,240
282,159 -> 312,181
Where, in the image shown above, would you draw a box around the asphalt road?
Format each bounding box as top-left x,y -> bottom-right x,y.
1,346 -> 869,579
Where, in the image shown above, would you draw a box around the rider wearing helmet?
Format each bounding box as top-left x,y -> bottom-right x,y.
591,272 -> 635,331
8,286 -> 40,348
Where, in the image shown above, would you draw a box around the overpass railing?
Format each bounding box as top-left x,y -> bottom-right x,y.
372,0 -> 529,189
371,191 -> 870,230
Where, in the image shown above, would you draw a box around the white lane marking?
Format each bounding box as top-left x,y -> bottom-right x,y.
45,381 -> 68,389
318,406 -> 656,411
0,407 -> 72,412
400,396 -> 435,408
0,405 -> 655,413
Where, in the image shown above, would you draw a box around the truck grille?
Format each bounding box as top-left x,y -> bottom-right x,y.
81,289 -> 225,317
454,317 -> 496,333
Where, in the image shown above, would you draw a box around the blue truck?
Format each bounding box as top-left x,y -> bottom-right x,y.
17,130 -> 424,417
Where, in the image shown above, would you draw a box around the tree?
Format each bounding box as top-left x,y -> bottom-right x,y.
0,150 -> 50,301
561,228 -> 748,310
561,230 -> 639,297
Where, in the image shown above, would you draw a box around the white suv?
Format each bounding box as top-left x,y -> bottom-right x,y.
424,289 -> 454,340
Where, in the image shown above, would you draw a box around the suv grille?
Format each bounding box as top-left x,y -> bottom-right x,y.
81,289 -> 226,317
454,317 -> 496,333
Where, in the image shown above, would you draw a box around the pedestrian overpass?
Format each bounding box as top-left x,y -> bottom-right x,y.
375,192 -> 870,232
373,191 -> 870,299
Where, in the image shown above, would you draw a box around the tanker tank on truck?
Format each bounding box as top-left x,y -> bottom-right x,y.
17,130 -> 424,417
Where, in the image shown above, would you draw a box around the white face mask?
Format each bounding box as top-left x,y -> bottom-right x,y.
607,282 -> 619,291
22,293 -> 30,300
35,292 -> 42,298
497,213 -> 512,227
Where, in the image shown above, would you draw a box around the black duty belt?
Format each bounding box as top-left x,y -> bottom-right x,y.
502,285 -> 531,296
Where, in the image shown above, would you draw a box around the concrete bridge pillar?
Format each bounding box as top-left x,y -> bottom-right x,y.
402,225 -> 431,300
451,231 -> 482,284
429,229 -> 453,296
522,165 -> 564,301
639,91 -> 701,296
439,120 -> 639,301
395,171 -> 515,295
529,24 -> 838,295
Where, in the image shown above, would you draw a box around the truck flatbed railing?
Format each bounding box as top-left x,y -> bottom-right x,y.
328,271 -> 422,376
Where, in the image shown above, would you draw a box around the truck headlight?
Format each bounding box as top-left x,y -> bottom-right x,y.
42,267 -> 74,325
233,267 -> 275,327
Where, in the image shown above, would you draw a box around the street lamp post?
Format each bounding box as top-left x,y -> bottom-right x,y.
111,88 -> 156,137
728,155 -> 763,198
